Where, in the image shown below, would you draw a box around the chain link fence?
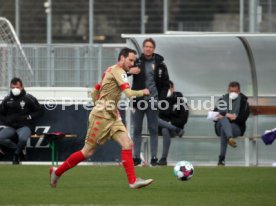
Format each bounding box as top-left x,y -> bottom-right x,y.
1,0 -> 276,43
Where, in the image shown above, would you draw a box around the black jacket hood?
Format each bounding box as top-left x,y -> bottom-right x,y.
140,53 -> 164,65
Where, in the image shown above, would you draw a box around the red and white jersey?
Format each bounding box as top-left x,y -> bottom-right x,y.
92,64 -> 130,120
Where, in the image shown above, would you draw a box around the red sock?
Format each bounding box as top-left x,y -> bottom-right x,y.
55,150 -> 86,177
121,149 -> 136,184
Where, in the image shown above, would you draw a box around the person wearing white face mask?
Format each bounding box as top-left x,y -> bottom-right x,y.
213,81 -> 250,166
157,80 -> 189,165
0,77 -> 43,164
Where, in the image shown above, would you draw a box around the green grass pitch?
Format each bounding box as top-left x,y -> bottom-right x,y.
0,165 -> 275,206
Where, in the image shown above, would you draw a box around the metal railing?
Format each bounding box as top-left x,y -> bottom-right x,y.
0,43 -> 125,89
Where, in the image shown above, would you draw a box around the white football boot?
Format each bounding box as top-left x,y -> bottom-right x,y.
49,167 -> 59,188
129,178 -> 154,189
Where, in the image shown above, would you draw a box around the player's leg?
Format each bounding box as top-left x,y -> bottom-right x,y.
56,144 -> 95,176
50,143 -> 95,188
113,130 -> 154,189
113,131 -> 136,183
50,114 -> 103,188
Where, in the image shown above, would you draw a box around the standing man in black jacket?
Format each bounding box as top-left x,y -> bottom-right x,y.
128,38 -> 170,166
0,77 -> 43,164
214,81 -> 250,166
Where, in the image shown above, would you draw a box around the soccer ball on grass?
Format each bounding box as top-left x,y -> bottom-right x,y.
173,161 -> 194,181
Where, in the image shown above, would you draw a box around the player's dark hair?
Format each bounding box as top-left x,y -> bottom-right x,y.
10,77 -> 23,87
118,47 -> 137,61
228,81 -> 240,89
143,38 -> 156,49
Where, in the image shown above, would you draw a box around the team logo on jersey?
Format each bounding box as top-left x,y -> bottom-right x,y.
121,73 -> 128,82
20,100 -> 26,110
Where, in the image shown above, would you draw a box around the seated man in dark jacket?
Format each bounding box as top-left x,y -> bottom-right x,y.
0,77 -> 43,164
157,80 -> 189,165
214,81 -> 250,166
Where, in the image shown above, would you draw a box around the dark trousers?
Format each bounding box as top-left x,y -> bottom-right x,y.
0,126 -> 31,155
158,118 -> 181,159
132,107 -> 158,158
215,117 -> 241,158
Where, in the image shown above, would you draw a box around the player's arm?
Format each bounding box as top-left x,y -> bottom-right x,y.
127,67 -> 141,75
123,88 -> 149,98
91,83 -> 101,105
114,69 -> 149,98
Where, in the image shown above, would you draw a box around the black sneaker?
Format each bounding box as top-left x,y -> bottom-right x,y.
133,157 -> 141,166
12,154 -> 20,165
178,129 -> 184,138
217,155 -> 225,166
218,160 -> 225,166
150,157 -> 158,166
157,158 -> 167,166
19,151 -> 27,161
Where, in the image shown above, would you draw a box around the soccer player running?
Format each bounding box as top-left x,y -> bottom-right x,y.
49,47 -> 153,189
